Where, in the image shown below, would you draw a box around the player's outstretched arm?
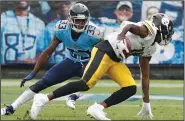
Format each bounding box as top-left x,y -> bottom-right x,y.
137,56 -> 153,120
20,36 -> 60,87
118,24 -> 149,40
32,35 -> 60,73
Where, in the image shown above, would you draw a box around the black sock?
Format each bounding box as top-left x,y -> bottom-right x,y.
104,85 -> 136,107
53,80 -> 89,99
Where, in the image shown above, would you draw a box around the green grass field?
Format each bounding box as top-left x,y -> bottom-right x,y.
1,79 -> 184,120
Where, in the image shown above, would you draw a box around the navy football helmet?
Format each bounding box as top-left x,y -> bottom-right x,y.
68,3 -> 90,33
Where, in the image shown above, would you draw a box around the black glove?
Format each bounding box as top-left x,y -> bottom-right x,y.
20,72 -> 36,87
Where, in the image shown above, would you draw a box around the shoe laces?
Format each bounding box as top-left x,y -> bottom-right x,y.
3,104 -> 14,114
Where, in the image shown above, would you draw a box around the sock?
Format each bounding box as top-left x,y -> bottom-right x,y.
104,85 -> 136,107
69,92 -> 83,100
74,92 -> 82,97
11,88 -> 36,110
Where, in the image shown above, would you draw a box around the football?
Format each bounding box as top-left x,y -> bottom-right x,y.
122,36 -> 132,58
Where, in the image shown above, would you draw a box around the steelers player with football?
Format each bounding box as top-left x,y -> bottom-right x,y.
30,13 -> 174,120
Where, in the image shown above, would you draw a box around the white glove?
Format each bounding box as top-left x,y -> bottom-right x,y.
115,39 -> 129,58
137,102 -> 153,120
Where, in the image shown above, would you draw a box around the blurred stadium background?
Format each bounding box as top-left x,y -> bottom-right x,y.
1,1 -> 184,120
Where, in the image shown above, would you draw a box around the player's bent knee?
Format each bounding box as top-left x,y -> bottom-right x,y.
122,85 -> 137,96
29,79 -> 49,93
78,80 -> 90,91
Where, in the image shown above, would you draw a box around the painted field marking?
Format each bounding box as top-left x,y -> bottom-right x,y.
53,94 -> 183,101
1,81 -> 183,88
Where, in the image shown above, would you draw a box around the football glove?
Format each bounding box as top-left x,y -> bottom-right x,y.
137,102 -> 153,120
20,72 -> 36,87
115,39 -> 129,59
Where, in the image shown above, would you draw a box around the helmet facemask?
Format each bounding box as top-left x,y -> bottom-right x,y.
69,15 -> 89,33
68,3 -> 90,33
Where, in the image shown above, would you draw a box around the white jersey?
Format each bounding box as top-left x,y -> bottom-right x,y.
105,20 -> 158,58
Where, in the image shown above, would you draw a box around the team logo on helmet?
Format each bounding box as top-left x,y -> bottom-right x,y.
151,13 -> 174,46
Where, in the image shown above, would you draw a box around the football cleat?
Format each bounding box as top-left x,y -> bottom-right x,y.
66,94 -> 80,109
30,93 -> 49,120
87,103 -> 111,120
1,105 -> 15,116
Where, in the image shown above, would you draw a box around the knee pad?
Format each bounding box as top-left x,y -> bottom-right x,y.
29,79 -> 49,93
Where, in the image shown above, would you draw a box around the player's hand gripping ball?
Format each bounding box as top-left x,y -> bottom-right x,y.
117,35 -> 132,58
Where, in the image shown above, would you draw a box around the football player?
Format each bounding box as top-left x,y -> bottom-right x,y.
44,2 -> 73,63
29,13 -> 174,120
1,3 -> 103,116
1,1 -> 45,64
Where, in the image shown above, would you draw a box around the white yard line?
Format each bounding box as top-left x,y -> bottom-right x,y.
1,81 -> 183,88
1,101 -> 183,107
32,103 -> 183,108
51,94 -> 184,101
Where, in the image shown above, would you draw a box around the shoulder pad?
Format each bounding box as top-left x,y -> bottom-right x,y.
85,22 -> 103,39
142,20 -> 157,35
54,20 -> 69,31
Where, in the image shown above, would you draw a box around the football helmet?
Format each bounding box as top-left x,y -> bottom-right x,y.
68,3 -> 90,33
151,13 -> 174,46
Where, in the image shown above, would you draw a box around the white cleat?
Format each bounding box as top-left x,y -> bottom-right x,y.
87,103 -> 111,120
66,99 -> 76,109
30,93 -> 49,120
1,108 -> 6,116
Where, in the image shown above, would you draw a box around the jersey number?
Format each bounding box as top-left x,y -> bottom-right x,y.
67,48 -> 91,61
58,21 -> 68,30
86,25 -> 96,35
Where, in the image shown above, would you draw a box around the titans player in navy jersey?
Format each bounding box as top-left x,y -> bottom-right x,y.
44,1 -> 74,63
1,3 -> 103,116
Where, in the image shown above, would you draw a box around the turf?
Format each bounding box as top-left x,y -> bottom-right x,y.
1,79 -> 184,120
